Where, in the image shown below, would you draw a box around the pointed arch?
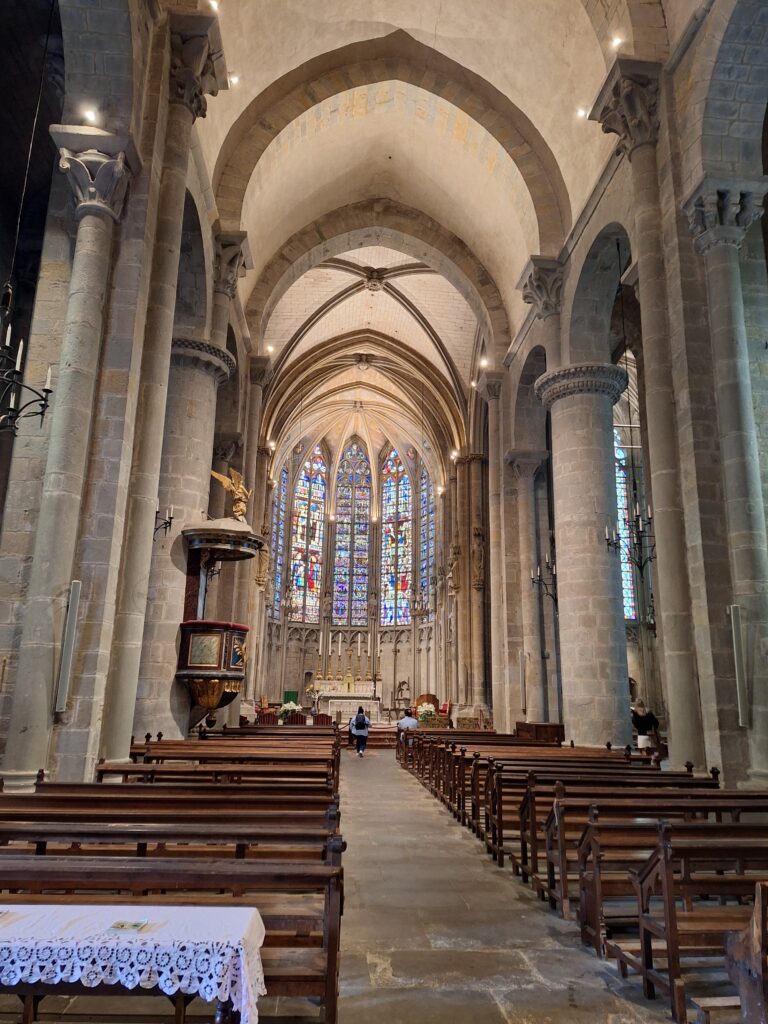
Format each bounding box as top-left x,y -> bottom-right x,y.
380,448 -> 413,626
288,444 -> 327,623
332,438 -> 372,626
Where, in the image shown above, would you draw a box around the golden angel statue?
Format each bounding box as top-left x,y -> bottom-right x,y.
210,468 -> 252,522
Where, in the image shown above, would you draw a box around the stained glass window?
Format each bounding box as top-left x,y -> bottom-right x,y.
333,440 -> 371,625
270,464 -> 288,619
419,467 -> 435,620
380,449 -> 412,626
289,445 -> 326,623
614,429 -> 637,621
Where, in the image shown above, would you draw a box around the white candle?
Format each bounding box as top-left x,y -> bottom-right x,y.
647,505 -> 652,521
530,569 -> 535,581
552,562 -> 556,576
15,339 -> 23,372
3,324 -> 10,348
8,388 -> 16,410
168,506 -> 174,519
44,365 -> 51,391
605,525 -> 609,541
536,564 -> 540,578
156,499 -> 160,514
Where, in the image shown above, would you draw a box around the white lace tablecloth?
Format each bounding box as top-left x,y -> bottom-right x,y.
0,904 -> 266,1023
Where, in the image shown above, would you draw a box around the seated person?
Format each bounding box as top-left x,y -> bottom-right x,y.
631,699 -> 659,752
397,708 -> 419,732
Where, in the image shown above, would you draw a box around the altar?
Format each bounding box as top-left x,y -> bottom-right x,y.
315,676 -> 381,723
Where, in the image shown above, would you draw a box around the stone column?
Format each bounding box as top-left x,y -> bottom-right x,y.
133,339 -> 233,739
684,179 -> 768,781
592,57 -> 705,769
2,138 -> 131,791
100,17 -> 224,760
468,454 -> 487,711
453,456 -> 471,704
507,450 -> 549,723
535,364 -> 632,747
478,373 -> 506,725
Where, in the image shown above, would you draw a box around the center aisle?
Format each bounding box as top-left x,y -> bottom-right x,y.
336,745 -> 666,1024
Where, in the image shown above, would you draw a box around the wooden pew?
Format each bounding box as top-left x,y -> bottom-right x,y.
0,854 -> 344,1024
608,822 -> 768,1022
0,820 -> 346,866
575,808 -> 768,949
726,881 -> 768,1024
94,760 -> 336,792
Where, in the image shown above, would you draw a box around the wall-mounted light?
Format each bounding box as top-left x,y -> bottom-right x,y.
470,380 -> 476,388
228,74 -> 239,86
479,357 -> 488,368
83,109 -> 97,124
577,107 -> 588,119
266,345 -> 274,354
611,35 -> 623,49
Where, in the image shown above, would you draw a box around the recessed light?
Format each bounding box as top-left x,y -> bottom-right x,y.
611,35 -> 622,49
480,357 -> 488,368
451,449 -> 459,459
209,0 -> 219,10
228,74 -> 239,86
83,109 -> 96,123
577,107 -> 588,119
266,345 -> 274,354
470,380 -> 477,388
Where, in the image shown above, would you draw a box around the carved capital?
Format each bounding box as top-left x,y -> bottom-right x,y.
682,178 -> 768,255
518,256 -> 563,320
213,431 -> 242,464
171,336 -> 235,385
590,58 -> 660,159
249,355 -> 273,388
504,449 -> 549,480
214,231 -> 248,298
534,363 -> 627,410
169,16 -> 224,120
478,370 -> 504,402
58,148 -> 130,222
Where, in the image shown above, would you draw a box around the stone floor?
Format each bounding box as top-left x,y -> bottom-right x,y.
333,745 -> 670,1024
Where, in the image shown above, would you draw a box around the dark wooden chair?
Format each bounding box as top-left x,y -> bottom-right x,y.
256,711 -> 278,724
314,713 -> 333,726
285,711 -> 308,725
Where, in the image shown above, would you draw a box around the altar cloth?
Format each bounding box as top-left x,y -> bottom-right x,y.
0,903 -> 266,1023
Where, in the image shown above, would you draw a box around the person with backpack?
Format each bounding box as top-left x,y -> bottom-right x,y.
350,705 -> 371,757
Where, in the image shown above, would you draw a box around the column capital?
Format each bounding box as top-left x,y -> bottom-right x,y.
171,336 -> 235,385
504,449 -> 548,479
213,431 -> 242,463
50,126 -> 138,223
169,13 -> 228,120
589,57 -> 661,159
213,230 -> 249,298
258,445 -> 275,459
534,363 -> 627,409
477,370 -> 505,401
517,256 -> 564,320
682,177 -> 768,254
249,355 -> 273,388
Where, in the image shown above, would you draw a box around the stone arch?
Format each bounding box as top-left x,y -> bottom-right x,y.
248,198 -> 511,360
173,191 -> 209,338
58,0 -> 144,135
566,223 -> 631,364
691,0 -> 768,186
213,31 -> 570,255
581,0 -> 669,63
513,345 -> 549,451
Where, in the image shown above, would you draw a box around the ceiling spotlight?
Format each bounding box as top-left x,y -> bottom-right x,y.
268,440 -> 276,450
577,107 -> 588,119
479,357 -> 488,368
451,448 -> 459,459
83,109 -> 96,123
228,74 -> 239,86
470,380 -> 477,388
209,0 -> 219,9
266,345 -> 274,354
611,36 -> 623,49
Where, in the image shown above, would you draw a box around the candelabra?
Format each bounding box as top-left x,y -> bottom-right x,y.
0,327 -> 52,435
531,556 -> 557,605
153,506 -> 174,540
605,503 -> 656,575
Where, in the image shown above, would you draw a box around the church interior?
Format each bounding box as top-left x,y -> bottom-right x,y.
0,1 -> 767,1022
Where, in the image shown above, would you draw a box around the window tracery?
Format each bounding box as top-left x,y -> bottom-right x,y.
333,440 -> 371,626
289,445 -> 326,623
380,448 -> 412,626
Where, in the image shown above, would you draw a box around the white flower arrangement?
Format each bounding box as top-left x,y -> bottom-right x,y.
417,704 -> 437,722
278,700 -> 304,721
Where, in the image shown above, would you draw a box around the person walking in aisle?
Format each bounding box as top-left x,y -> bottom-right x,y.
350,705 -> 370,757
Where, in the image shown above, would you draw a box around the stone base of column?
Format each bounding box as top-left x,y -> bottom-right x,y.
1,769 -> 40,794
740,768 -> 768,790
